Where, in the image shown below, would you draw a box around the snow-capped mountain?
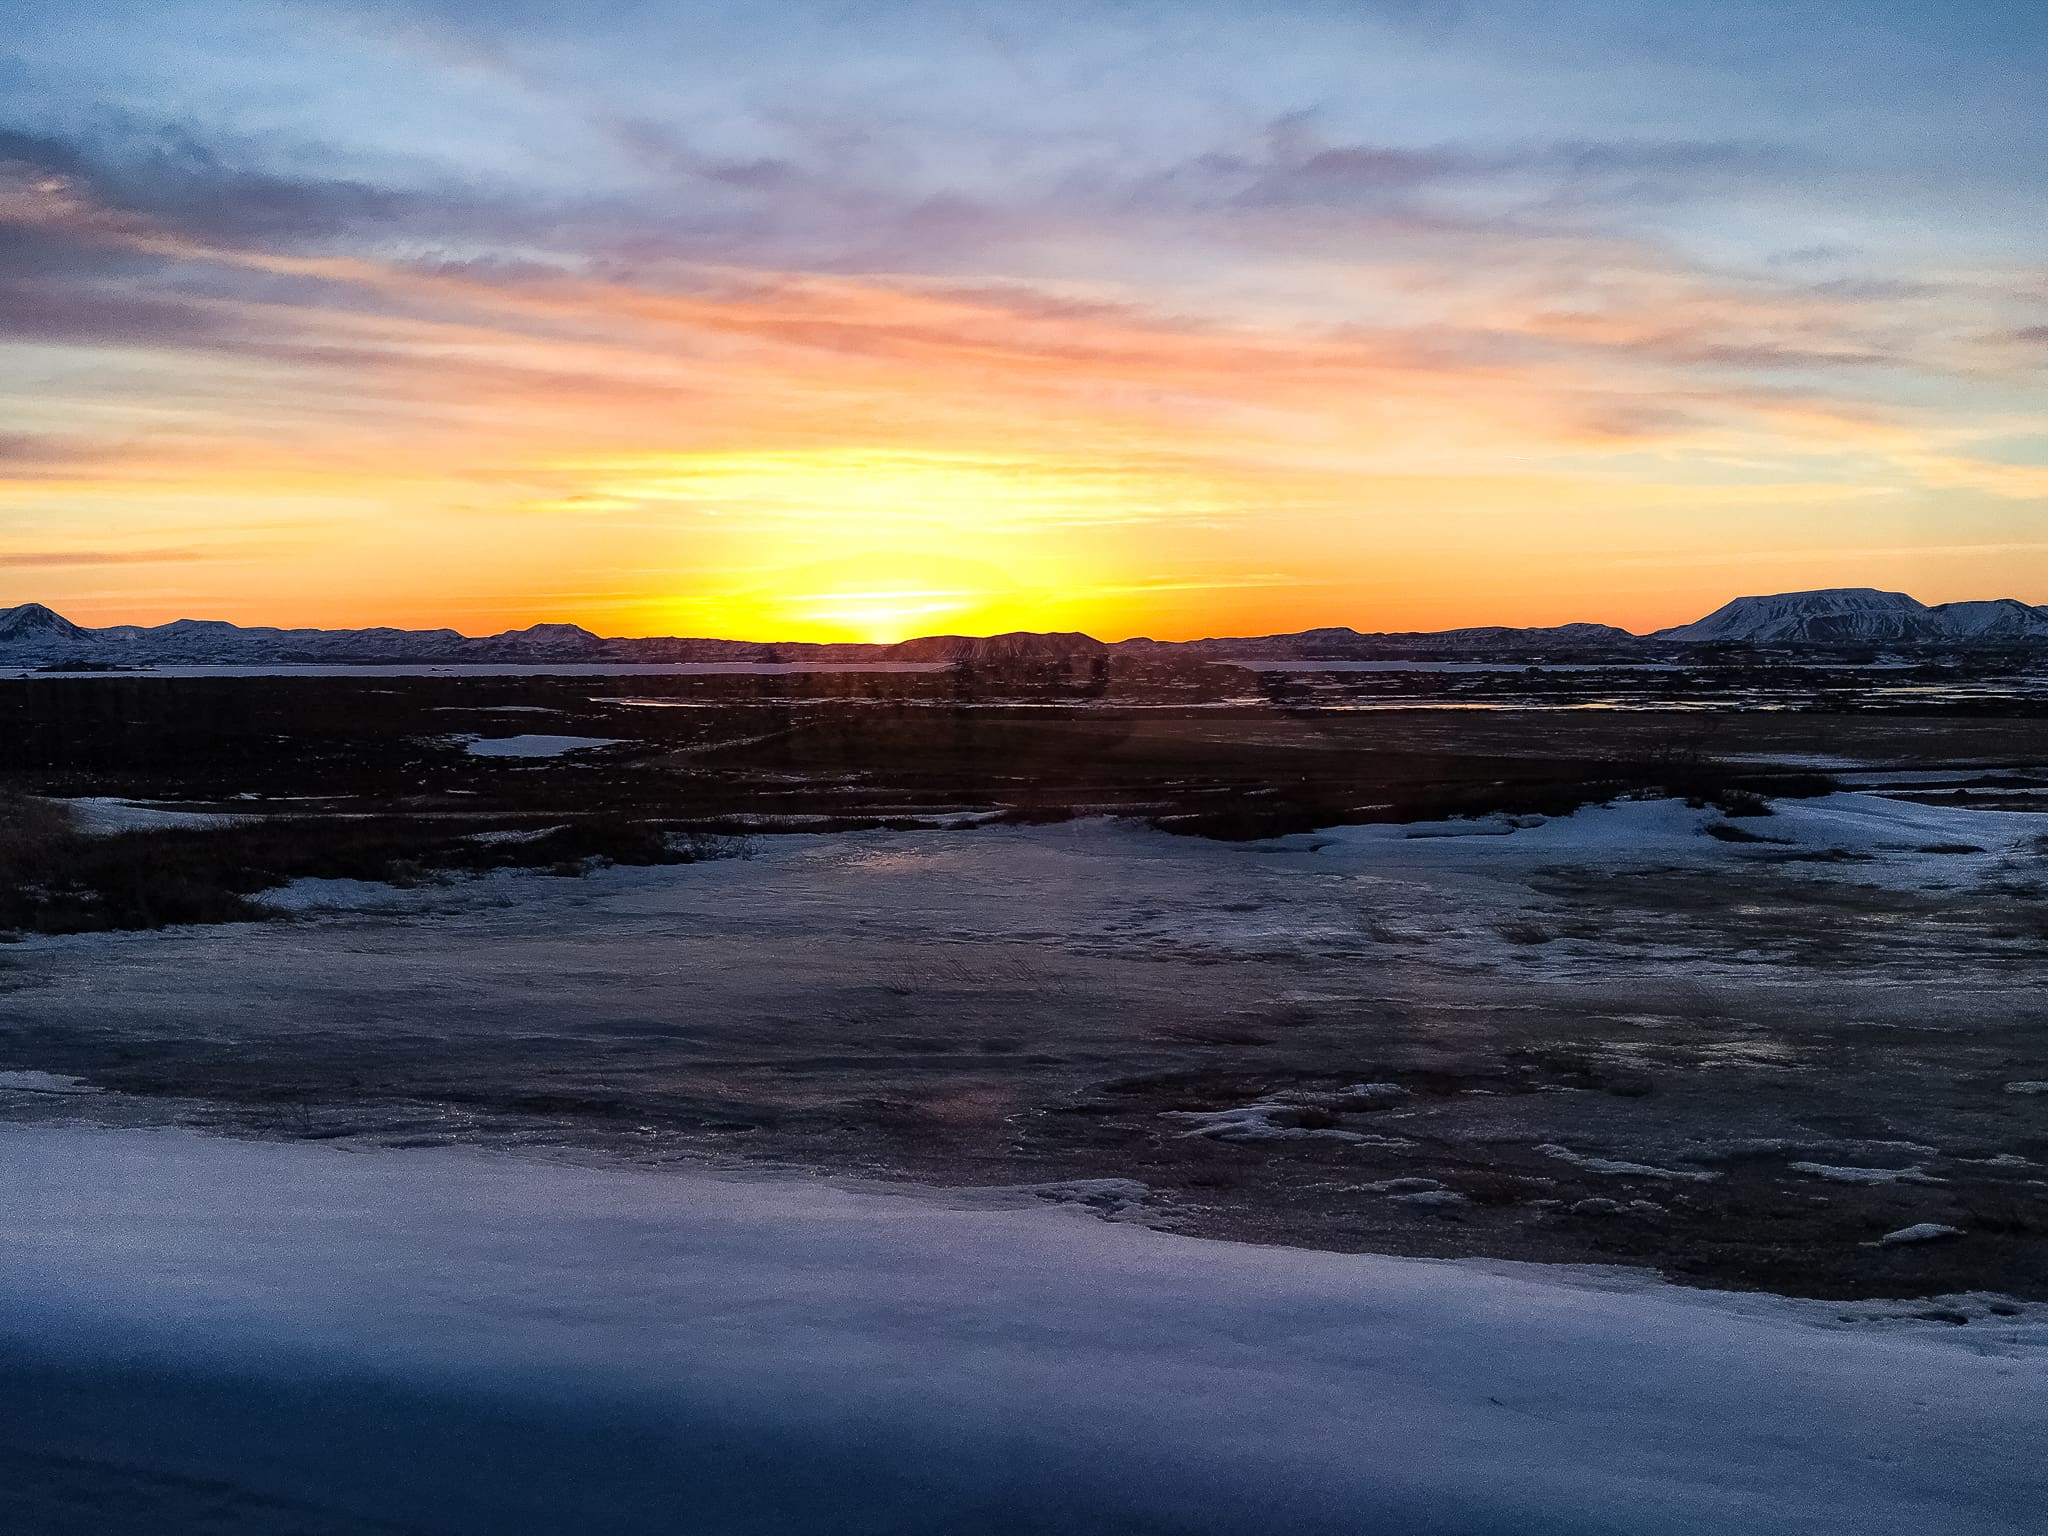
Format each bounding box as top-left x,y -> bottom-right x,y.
0,601 -> 92,648
1134,621 -> 1639,660
1656,588 -> 2048,646
1925,598 -> 2048,642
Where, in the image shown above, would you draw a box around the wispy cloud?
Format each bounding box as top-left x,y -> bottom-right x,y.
0,547 -> 208,566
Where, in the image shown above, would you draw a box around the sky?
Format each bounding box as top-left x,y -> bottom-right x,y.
1,0 -> 2044,642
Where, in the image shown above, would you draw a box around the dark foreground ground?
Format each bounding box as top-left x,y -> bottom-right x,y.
2,673 -> 2045,1305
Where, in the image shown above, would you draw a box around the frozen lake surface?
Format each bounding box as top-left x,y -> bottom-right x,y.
0,1123 -> 2041,1536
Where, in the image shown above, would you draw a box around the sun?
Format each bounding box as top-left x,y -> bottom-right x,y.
557,447 -> 1173,642
779,587 -> 980,645
663,551 -> 1041,644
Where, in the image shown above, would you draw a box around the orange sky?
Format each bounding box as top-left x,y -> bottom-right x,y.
4,2 -> 2046,641
8,244 -> 2043,642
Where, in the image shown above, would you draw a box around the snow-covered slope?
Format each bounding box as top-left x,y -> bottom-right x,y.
1926,598 -> 2048,642
0,1123 -> 2039,1535
1658,588 -> 2048,646
1659,588 -> 1933,644
0,601 -> 91,649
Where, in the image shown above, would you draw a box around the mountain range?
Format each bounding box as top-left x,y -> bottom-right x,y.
1654,588 -> 2048,646
4,588 -> 2047,668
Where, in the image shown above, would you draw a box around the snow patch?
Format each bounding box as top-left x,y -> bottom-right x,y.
462,734 -> 625,758
254,877 -> 441,913
467,824 -> 571,845
1303,791 -> 2041,875
1536,1144 -> 1720,1182
1026,1179 -> 1156,1219
1790,1162 -> 1943,1186
1569,1198 -> 1665,1218
1335,1081 -> 1408,1106
1878,1224 -> 1967,1247
0,1070 -> 97,1095
1356,1177 -> 1469,1206
1362,1177 -> 1446,1195
1166,1084 -> 1409,1143
1165,1104 -> 1374,1143
54,797 -> 249,835
1391,1189 -> 1469,1209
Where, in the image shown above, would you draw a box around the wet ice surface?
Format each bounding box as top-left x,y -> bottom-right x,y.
3,794 -> 2046,1298
459,733 -> 624,757
0,1123 -> 2042,1536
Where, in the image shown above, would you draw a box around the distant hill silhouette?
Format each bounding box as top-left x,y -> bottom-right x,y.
4,587 -> 2046,668
882,631 -> 1110,664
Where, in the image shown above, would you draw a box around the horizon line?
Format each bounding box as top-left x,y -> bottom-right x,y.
8,585 -> 2047,649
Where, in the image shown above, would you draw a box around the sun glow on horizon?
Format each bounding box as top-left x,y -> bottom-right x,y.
781,589 -> 978,644
556,447 -> 1251,643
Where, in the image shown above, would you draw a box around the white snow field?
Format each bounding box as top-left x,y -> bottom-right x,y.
0,1124 -> 2041,1536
